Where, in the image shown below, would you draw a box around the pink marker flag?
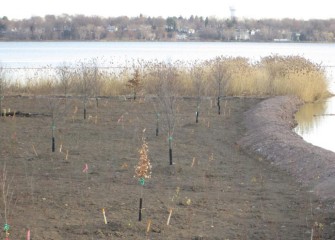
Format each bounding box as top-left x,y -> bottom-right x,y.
83,163 -> 88,173
27,229 -> 31,240
117,115 -> 123,123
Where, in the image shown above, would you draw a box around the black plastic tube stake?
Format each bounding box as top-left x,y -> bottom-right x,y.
139,198 -> 143,221
169,148 -> 173,165
156,117 -> 159,136
52,137 -> 55,152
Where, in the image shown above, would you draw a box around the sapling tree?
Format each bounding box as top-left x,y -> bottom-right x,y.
0,164 -> 14,239
210,56 -> 231,115
0,64 -> 7,117
77,61 -> 94,120
45,79 -> 63,152
151,62 -> 179,165
190,62 -> 206,123
91,58 -> 102,108
156,112 -> 160,136
48,97 -> 63,152
56,62 -> 73,110
126,68 -> 142,100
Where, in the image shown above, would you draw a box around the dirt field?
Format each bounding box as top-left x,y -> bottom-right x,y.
0,96 -> 334,239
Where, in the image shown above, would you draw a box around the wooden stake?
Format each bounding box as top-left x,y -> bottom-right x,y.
146,219 -> 152,233
191,157 -> 196,168
167,208 -> 173,225
102,208 -> 107,224
32,144 -> 38,156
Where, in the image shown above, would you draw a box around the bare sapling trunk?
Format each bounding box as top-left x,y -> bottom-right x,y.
168,132 -> 173,165
52,118 -> 56,152
78,61 -> 95,120
191,62 -> 205,123
92,59 -> 102,114
156,112 -> 160,136
210,56 -> 230,115
0,65 -> 6,117
45,78 -> 63,153
149,61 -> 179,165
1,164 -> 14,238
83,98 -> 87,120
217,81 -> 221,115
196,104 -> 199,123
152,103 -> 160,136
156,63 -> 178,165
56,63 -> 73,113
48,96 -> 63,153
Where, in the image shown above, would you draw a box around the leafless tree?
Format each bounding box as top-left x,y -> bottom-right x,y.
0,164 -> 14,238
151,62 -> 179,165
91,58 -> 103,108
76,61 -> 95,120
44,78 -> 63,152
0,64 -> 8,117
190,61 -> 206,123
56,62 -> 73,110
210,56 -> 231,115
48,97 -> 63,152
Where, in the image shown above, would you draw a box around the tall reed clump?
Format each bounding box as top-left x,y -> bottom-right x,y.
220,57 -> 269,96
257,55 -> 330,102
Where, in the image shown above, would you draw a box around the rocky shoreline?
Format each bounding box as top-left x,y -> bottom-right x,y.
239,96 -> 335,201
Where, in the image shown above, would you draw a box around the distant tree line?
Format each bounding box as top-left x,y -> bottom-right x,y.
1,14 -> 335,42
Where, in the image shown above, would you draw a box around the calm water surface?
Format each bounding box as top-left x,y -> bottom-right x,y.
1,41 -> 335,67
0,41 -> 335,152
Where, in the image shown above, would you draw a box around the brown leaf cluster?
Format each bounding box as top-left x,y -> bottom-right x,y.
135,138 -> 152,179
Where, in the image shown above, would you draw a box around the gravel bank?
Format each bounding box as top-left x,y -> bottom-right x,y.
239,96 -> 335,201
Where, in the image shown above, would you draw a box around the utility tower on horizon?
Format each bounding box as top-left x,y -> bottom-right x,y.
230,6 -> 236,21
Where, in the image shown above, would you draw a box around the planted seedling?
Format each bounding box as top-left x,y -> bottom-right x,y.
134,130 -> 151,221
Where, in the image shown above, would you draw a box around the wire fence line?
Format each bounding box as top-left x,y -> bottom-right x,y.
2,64 -> 335,70
2,66 -> 127,70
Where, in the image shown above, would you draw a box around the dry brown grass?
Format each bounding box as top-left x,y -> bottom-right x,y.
2,56 -> 330,102
257,55 -> 330,102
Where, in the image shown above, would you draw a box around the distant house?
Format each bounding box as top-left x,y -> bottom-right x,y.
107,25 -> 118,32
179,28 -> 195,35
234,28 -> 250,41
273,38 -> 291,42
176,33 -> 188,40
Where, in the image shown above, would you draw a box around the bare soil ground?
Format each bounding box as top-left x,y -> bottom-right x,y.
0,96 -> 334,239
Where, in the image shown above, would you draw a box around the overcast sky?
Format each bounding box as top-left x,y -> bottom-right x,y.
3,0 -> 335,20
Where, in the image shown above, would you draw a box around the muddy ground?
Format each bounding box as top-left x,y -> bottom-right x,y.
0,96 -> 334,239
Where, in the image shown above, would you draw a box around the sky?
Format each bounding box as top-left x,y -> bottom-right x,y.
2,0 -> 335,20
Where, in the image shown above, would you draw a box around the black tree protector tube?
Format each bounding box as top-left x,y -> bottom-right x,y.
139,198 -> 143,221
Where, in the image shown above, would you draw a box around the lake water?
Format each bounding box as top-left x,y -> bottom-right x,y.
0,41 -> 335,152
